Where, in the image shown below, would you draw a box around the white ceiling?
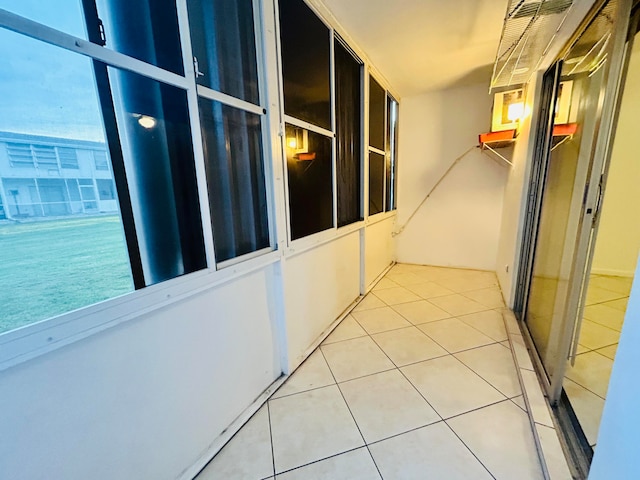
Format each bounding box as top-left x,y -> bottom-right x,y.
321,0 -> 508,97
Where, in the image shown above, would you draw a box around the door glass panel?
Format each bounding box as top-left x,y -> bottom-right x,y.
525,0 -> 617,377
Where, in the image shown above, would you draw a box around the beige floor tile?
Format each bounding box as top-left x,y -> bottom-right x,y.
428,294 -> 489,316
417,318 -> 495,353
575,319 -> 620,351
463,287 -> 505,309
563,378 -> 604,446
391,300 -> 451,325
501,340 -> 511,349
197,405 -> 273,480
412,265 -> 457,282
511,395 -> 527,412
535,425 -> 573,480
603,297 -> 629,312
388,263 -> 420,275
373,286 -> 422,305
455,344 -> 522,398
339,370 -> 440,443
501,309 -> 522,335
405,281 -> 455,299
511,334 -> 535,370
458,310 -> 508,342
565,351 -> 613,398
372,278 -> 399,291
401,356 -> 505,418
448,401 -> 544,480
322,315 -> 367,345
354,294 -> 386,311
321,336 -> 395,382
520,369 -> 553,428
275,448 -> 380,480
588,275 -> 633,296
385,272 -> 426,287
435,272 -> 498,293
369,422 -> 493,480
583,303 -> 626,331
595,343 -> 618,360
273,350 -> 335,399
269,385 -> 364,473
351,307 -> 411,334
371,326 -> 448,366
585,286 -> 627,306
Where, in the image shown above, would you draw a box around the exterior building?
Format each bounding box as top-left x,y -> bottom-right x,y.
0,131 -> 117,220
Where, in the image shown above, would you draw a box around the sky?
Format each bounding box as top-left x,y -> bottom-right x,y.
0,2 -> 106,142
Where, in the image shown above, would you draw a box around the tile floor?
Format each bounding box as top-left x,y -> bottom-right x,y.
564,273 -> 633,447
196,264 -> 548,480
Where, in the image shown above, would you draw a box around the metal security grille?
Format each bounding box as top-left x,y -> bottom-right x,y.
491,0 -> 575,90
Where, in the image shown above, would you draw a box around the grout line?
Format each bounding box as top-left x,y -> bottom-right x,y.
443,415 -> 499,480
441,397 -> 514,421
271,445 -> 366,477
266,401 -> 276,478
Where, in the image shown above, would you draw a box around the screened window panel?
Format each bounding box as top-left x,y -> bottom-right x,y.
285,125 -> 334,239
335,39 -> 362,227
369,76 -> 385,151
199,99 -> 270,262
93,0 -> 184,75
385,96 -> 399,211
279,0 -> 331,130
369,151 -> 384,216
188,0 -> 259,104
108,66 -> 206,285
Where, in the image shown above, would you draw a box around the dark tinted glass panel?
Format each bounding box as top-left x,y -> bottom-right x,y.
279,0 -> 331,129
92,0 -> 184,75
285,125 -> 333,239
369,151 -> 384,215
385,96 -> 398,211
199,99 -> 270,262
108,67 -> 206,284
369,76 -> 385,150
335,39 -> 362,227
188,0 -> 259,104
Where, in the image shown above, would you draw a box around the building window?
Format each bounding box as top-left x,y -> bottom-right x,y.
33,145 -> 58,169
369,151 -> 385,216
6,143 -> 34,167
93,150 -> 109,171
335,37 -> 363,227
58,147 -> 79,169
386,95 -> 399,211
96,179 -> 116,200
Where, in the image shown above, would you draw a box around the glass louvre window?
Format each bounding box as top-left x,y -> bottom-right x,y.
369,76 -> 385,151
279,0 -> 332,130
187,0 -> 260,105
199,99 -> 270,262
0,28 -> 134,334
335,38 -> 362,227
107,66 -> 207,285
94,150 -> 109,170
385,96 -> 399,211
285,125 -> 334,240
369,151 -> 385,216
6,143 -> 34,167
90,0 -> 184,75
58,147 -> 79,169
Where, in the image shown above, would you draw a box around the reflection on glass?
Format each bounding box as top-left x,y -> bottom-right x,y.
199,99 -> 270,262
0,29 -> 133,334
188,0 -> 259,104
369,152 -> 384,215
335,38 -> 362,227
369,77 -> 385,151
386,96 -> 398,212
94,0 -> 184,75
0,0 -> 87,38
525,0 -> 616,372
285,125 -> 333,240
279,0 -> 331,129
108,67 -> 206,284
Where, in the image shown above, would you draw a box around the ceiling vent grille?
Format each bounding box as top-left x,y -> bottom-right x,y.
490,0 -> 575,90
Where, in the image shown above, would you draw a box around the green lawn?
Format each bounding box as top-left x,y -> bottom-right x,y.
0,216 -> 134,334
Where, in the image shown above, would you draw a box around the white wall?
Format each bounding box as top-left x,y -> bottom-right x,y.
495,74 -> 541,305
395,82 -> 508,271
365,215 -> 395,287
591,43 -> 640,278
589,257 -> 640,479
